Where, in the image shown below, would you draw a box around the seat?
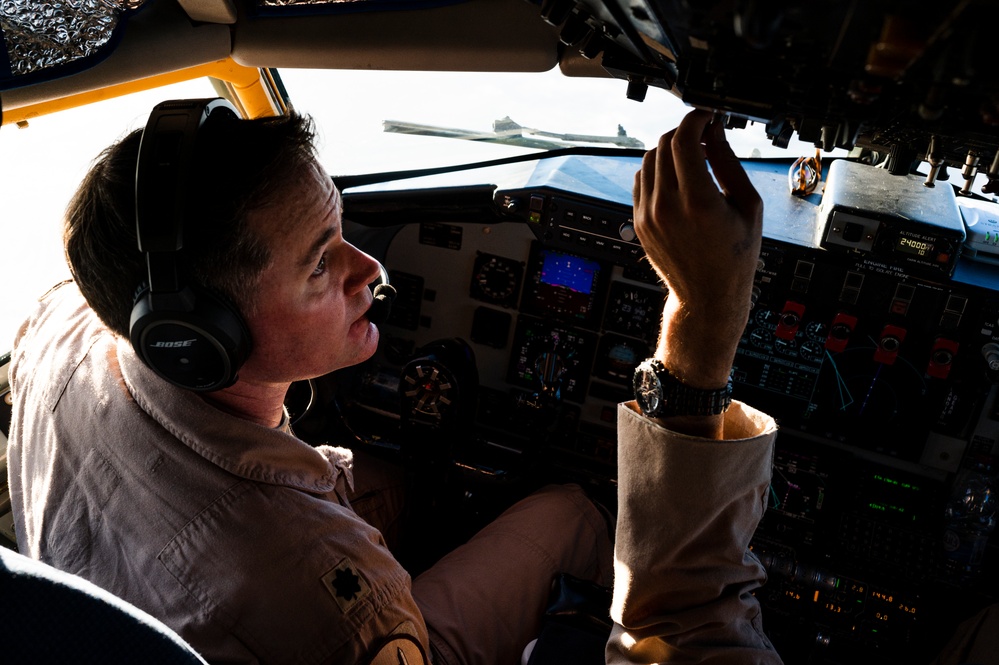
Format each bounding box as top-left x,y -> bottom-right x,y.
0,546 -> 207,664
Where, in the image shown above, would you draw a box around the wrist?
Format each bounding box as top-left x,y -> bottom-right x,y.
656,298 -> 743,388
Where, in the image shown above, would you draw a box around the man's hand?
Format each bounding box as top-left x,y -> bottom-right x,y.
634,110 -> 763,435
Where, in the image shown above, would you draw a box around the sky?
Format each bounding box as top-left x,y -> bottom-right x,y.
1,77 -> 214,351
0,66 -> 816,352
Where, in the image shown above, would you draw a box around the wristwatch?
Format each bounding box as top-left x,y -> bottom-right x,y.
633,358 -> 733,418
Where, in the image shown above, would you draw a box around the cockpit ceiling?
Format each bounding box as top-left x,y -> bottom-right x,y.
0,0 -> 148,81
0,0 -> 561,117
229,0 -> 559,72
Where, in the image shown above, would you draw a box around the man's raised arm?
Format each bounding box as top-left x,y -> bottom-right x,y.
608,109 -> 783,664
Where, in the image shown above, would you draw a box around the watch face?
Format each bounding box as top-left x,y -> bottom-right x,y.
633,364 -> 662,415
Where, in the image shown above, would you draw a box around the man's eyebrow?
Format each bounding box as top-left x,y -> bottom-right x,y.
300,225 -> 337,268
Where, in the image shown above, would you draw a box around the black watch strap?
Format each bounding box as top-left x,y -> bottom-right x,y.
633,358 -> 733,418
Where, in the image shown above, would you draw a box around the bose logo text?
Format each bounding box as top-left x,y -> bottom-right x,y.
150,340 -> 196,348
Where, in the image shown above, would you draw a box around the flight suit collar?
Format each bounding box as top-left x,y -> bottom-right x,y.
116,337 -> 352,494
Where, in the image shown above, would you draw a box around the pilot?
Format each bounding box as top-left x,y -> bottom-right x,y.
6,99 -> 804,665
7,101 -> 608,665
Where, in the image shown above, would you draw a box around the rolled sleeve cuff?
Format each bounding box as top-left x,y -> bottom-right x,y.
610,400 -> 781,664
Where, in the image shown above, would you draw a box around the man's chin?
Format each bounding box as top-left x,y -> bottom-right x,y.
351,320 -> 380,364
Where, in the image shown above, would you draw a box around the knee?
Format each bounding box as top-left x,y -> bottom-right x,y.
517,484 -> 613,551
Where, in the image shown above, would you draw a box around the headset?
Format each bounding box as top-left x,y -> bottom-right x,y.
129,98 -> 252,392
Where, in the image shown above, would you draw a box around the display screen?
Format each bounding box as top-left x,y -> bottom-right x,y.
522,243 -> 606,324
861,470 -> 931,525
539,250 -> 600,294
895,234 -> 934,258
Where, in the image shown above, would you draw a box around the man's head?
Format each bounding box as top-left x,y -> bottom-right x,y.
65,101 -> 384,393
64,106 -> 318,339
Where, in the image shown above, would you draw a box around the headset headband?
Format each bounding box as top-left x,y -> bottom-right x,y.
135,98 -> 238,302
130,98 -> 250,392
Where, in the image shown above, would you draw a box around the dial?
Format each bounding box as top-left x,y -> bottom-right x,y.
805,321 -> 829,343
774,337 -> 799,357
470,252 -> 524,308
755,308 -> 780,328
398,339 -> 477,432
800,340 -> 826,363
604,281 -> 665,342
508,316 -> 597,403
401,362 -> 454,421
749,328 -> 774,348
594,333 -> 649,385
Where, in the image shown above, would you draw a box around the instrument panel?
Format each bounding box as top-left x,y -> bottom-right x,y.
317,155 -> 999,664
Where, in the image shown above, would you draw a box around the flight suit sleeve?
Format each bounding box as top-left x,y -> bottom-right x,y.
607,400 -> 783,665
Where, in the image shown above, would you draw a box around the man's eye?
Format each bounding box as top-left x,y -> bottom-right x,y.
312,255 -> 327,277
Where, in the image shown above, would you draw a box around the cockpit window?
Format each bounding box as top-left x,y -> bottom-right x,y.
0,0 -> 147,86
276,68 -> 827,177
0,67 -> 830,351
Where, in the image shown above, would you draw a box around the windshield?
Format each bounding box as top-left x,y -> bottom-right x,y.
0,67 -> 823,350
279,68 -> 816,175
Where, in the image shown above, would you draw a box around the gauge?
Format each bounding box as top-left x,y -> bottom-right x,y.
401,362 -> 455,421
800,340 -> 826,363
749,328 -> 773,349
604,281 -> 665,342
805,321 -> 829,343
594,334 -> 649,385
508,315 -> 597,403
755,308 -> 780,328
470,252 -> 524,308
399,339 -> 477,433
774,337 -> 798,357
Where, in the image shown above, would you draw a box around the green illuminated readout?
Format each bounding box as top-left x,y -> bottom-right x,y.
867,501 -> 905,514
872,474 -> 920,492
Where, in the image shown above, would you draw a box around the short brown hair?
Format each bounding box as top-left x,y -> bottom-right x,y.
64,108 -> 318,337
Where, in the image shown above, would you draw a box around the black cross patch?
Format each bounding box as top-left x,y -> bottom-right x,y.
321,557 -> 370,613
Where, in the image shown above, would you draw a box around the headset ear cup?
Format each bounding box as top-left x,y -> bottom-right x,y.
129,284 -> 251,392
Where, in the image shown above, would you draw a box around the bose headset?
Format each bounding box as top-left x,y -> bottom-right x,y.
129,98 -> 252,392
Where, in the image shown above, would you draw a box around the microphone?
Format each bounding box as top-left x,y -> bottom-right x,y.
367,283 -> 397,325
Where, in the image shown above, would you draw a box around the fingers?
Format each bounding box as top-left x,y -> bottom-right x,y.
639,145 -> 657,211
636,110 -> 760,226
654,129 -> 678,195
670,110 -> 716,197
633,169 -> 642,211
634,129 -> 676,226
703,119 -> 762,222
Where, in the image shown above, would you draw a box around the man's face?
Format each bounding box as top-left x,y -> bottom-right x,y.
237,159 -> 383,384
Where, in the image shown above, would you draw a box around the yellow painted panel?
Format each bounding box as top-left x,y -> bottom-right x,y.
3,58 -> 283,126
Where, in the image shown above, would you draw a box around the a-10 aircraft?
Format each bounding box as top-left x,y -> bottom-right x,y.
1,1 -> 998,663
